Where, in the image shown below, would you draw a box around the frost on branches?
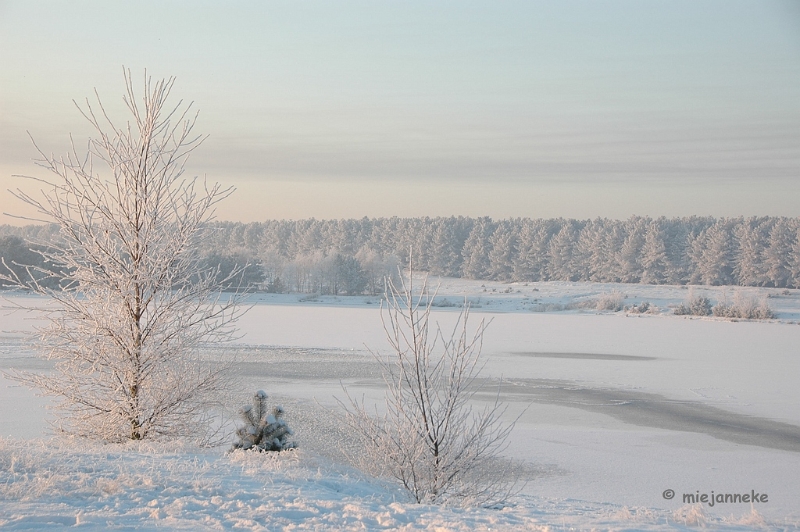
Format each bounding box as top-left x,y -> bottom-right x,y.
231,391 -> 297,452
1,70 -> 248,442
342,264 -> 521,507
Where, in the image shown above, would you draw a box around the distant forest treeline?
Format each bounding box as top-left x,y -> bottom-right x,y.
2,216 -> 800,293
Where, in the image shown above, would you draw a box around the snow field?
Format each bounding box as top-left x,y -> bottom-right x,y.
0,437 -> 781,531
2,278 -> 800,529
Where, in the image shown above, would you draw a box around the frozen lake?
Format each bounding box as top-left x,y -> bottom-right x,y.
2,279 -> 800,528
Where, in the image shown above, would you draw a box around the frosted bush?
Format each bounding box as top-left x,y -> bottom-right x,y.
713,293 -> 775,320
430,297 -> 458,308
626,301 -> 650,314
231,391 -> 297,452
674,292 -> 712,316
672,504 -> 708,527
711,302 -> 733,318
722,508 -> 767,527
531,302 -> 573,312
595,290 -> 624,311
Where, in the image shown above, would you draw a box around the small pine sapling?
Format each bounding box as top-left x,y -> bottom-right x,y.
232,391 -> 297,452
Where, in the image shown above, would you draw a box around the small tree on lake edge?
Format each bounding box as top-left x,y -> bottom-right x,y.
231,390 -> 297,452
341,262 -> 521,507
2,70 -> 248,442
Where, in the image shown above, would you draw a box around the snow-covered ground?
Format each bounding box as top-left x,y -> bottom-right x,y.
2,279 -> 800,530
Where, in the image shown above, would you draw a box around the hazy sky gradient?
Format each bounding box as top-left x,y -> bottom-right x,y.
1,1 -> 799,223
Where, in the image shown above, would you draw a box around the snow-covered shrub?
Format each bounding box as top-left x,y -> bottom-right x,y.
713,293 -> 775,320
531,302 -> 572,312
674,293 -> 712,316
430,297 -> 458,308
596,290 -> 624,311
232,391 -> 297,452
626,301 -> 650,314
672,504 -> 708,527
711,302 -> 733,318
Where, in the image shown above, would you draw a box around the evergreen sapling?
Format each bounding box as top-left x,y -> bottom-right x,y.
232,391 -> 297,452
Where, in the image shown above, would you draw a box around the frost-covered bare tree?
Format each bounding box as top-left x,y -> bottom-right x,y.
2,70 -> 247,442
342,264 -> 519,507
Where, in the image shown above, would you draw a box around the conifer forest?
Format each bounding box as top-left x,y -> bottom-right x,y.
4,215 -> 799,293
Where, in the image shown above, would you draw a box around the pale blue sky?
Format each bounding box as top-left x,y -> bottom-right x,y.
1,1 -> 799,223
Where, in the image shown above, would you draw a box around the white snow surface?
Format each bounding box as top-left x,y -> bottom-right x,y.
2,278 -> 800,530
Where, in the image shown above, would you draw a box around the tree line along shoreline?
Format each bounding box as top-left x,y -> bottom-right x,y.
2,215 -> 800,294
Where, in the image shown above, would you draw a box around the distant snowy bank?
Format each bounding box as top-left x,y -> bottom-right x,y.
240,276 -> 800,323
